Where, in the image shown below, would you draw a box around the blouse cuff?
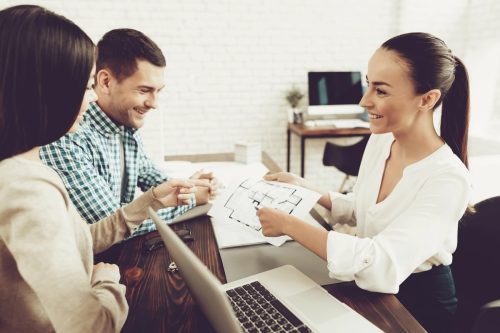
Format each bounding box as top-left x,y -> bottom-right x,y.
326,231 -> 373,281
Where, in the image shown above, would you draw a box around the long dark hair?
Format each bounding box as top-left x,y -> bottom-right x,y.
382,32 -> 470,167
0,5 -> 95,160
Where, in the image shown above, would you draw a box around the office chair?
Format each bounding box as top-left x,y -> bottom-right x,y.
322,136 -> 369,193
451,196 -> 500,333
471,299 -> 500,333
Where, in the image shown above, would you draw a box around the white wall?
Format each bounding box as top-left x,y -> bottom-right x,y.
145,0 -> 398,192
464,0 -> 500,139
397,0 -> 469,55
3,0 -> 499,191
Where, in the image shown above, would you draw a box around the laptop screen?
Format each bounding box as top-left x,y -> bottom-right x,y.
148,208 -> 242,333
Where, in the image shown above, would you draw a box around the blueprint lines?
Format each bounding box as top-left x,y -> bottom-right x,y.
209,177 -> 321,246
224,179 -> 303,230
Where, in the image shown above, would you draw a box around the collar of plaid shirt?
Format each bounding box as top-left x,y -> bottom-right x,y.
86,102 -> 139,138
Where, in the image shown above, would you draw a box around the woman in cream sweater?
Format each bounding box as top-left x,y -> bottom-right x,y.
0,5 -> 207,333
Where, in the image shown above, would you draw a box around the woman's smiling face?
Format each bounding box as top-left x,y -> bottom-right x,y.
359,48 -> 423,135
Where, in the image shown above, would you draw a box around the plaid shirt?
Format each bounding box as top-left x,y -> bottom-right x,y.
40,102 -> 194,237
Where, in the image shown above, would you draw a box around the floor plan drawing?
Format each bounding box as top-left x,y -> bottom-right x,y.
209,177 -> 321,246
223,179 -> 304,230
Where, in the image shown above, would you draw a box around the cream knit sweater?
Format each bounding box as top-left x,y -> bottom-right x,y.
0,156 -> 163,332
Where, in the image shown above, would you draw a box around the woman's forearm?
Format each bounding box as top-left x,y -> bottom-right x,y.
299,179 -> 332,210
284,216 -> 329,260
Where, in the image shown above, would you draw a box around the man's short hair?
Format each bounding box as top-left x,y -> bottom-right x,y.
96,28 -> 166,81
0,5 -> 95,160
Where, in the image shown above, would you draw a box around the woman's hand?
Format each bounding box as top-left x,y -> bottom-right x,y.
152,178 -> 210,207
264,172 -> 305,187
92,262 -> 121,282
258,208 -> 329,260
265,172 -> 331,209
257,207 -> 292,237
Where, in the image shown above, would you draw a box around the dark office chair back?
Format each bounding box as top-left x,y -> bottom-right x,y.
471,300 -> 500,333
322,136 -> 369,192
322,136 -> 369,176
452,196 -> 500,333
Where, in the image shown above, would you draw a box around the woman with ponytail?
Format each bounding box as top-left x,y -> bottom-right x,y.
257,32 -> 471,332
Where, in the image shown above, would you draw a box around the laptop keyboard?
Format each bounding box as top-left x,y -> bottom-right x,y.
226,281 -> 312,333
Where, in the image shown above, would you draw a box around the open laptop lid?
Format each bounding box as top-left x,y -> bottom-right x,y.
148,208 -> 242,333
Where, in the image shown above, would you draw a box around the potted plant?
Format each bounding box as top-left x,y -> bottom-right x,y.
285,86 -> 304,123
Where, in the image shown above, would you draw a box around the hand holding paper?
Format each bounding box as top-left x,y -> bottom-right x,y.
263,172 -> 305,187
208,177 -> 321,246
256,207 -> 291,237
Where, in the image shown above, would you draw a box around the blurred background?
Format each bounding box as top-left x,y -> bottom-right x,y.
4,0 -> 500,199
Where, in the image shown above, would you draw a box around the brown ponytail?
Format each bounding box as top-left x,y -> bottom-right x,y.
440,56 -> 470,168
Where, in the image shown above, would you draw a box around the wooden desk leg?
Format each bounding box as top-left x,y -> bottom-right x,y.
300,136 -> 305,178
287,128 -> 291,172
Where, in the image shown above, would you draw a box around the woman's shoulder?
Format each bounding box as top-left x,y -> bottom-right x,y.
0,157 -> 68,200
434,145 -> 470,177
0,156 -> 60,178
418,145 -> 471,192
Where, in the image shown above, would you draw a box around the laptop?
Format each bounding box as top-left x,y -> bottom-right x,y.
170,203 -> 212,224
148,208 -> 382,333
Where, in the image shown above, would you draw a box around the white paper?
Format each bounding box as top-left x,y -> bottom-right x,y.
212,212 -> 323,249
209,177 -> 321,247
159,160 -> 269,225
161,161 -> 268,190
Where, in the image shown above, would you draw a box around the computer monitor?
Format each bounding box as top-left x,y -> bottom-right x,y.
307,71 -> 364,117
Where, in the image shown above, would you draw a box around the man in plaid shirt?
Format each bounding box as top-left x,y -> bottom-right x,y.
41,29 -> 213,237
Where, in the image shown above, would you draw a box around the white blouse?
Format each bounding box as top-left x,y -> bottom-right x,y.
326,133 -> 471,293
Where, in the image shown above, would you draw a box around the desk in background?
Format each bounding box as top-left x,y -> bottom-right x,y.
287,123 -> 371,178
96,152 -> 425,333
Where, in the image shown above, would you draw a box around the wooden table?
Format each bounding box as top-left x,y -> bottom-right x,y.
95,152 -> 425,333
287,123 -> 371,177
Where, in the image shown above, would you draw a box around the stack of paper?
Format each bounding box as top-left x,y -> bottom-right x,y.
234,142 -> 261,164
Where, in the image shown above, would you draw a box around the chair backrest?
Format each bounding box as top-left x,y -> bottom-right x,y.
452,196 -> 500,333
322,136 -> 369,176
471,300 -> 500,333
